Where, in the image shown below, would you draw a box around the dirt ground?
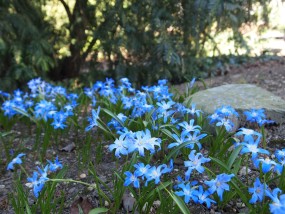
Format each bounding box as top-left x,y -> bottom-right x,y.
204,57 -> 285,100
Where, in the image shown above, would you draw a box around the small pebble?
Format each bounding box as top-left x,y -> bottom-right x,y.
79,173 -> 86,179
25,183 -> 33,188
35,161 -> 41,165
104,200 -> 109,207
239,166 -> 251,176
153,200 -> 161,208
236,202 -> 242,207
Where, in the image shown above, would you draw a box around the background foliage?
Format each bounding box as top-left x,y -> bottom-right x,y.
0,0 -> 277,89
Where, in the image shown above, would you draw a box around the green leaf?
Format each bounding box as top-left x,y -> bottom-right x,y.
210,156 -> 252,209
88,208 -> 109,214
227,145 -> 242,169
160,128 -> 175,140
163,188 -> 190,214
165,141 -> 195,161
101,108 -> 124,127
12,106 -> 37,123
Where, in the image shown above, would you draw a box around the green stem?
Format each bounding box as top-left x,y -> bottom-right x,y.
246,154 -> 249,185
19,165 -> 29,177
48,178 -> 95,188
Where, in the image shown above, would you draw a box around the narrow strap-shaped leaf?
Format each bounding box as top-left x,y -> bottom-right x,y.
101,108 -> 124,127
162,185 -> 191,214
88,208 -> 109,214
227,145 -> 242,169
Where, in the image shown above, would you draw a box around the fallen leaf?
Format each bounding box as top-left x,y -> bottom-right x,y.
70,197 -> 93,214
0,196 -> 8,210
60,143 -> 76,152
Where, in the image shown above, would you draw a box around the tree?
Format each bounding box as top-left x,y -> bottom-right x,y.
0,0 -> 272,89
0,0 -> 54,89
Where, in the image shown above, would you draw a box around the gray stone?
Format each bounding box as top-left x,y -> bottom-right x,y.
184,84 -> 285,124
122,193 -> 136,212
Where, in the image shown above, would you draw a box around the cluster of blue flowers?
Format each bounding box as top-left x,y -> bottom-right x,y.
249,179 -> 285,213
109,129 -> 161,157
1,78 -> 78,130
244,109 -> 274,126
124,160 -> 173,188
234,121 -> 285,213
7,154 -> 63,198
2,77 -> 283,213
175,173 -> 235,208
208,105 -> 239,131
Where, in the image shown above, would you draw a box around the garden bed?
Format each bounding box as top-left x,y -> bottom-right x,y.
1,57 -> 285,214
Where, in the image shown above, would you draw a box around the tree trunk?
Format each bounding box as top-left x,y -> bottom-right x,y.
49,0 -> 88,80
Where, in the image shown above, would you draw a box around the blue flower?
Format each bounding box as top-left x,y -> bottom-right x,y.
216,106 -> 239,117
156,101 -> 175,123
34,100 -> 56,121
156,100 -> 175,111
37,165 -> 49,182
109,135 -> 129,158
144,162 -> 172,185
93,81 -> 104,91
195,185 -> 216,208
208,112 -> 220,124
240,137 -> 269,159
254,157 -> 276,174
244,108 -> 274,126
185,103 -> 202,117
275,150 -> 285,174
205,173 -> 234,201
248,178 -> 267,204
27,172 -> 45,198
236,128 -> 261,142
158,79 -> 168,85
51,118 -> 67,129
7,153 -> 25,170
184,150 -> 211,180
85,107 -> 101,131
168,132 -> 189,149
84,88 -> 94,98
275,149 -> 285,161
266,188 -> 285,214
107,113 -> 127,131
244,109 -> 265,123
178,119 -> 201,135
124,171 -> 140,188
216,118 -> 234,132
134,162 -> 151,178
47,156 -> 63,172
185,130 -> 207,150
175,182 -> 198,203
128,129 -> 161,156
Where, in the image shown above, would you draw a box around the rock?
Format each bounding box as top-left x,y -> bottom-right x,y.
104,200 -> 109,207
184,84 -> 285,124
79,173 -> 87,179
239,166 -> 251,176
123,193 -> 136,212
